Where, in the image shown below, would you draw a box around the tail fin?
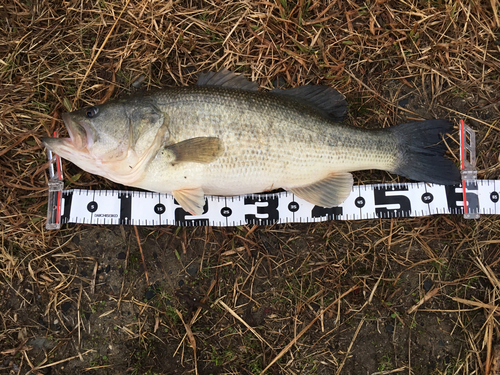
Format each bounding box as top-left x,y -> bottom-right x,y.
390,119 -> 461,185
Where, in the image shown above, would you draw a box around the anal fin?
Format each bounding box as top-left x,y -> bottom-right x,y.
289,173 -> 353,207
173,188 -> 206,215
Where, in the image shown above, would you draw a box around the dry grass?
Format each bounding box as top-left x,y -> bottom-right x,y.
1,0 -> 500,374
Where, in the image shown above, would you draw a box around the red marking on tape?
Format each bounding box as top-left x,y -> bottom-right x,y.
56,154 -> 62,180
56,191 -> 61,224
460,120 -> 468,214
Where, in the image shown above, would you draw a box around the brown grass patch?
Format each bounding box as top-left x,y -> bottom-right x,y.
1,0 -> 500,374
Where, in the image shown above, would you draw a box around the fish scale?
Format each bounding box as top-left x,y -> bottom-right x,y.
42,69 -> 460,215
142,86 -> 394,195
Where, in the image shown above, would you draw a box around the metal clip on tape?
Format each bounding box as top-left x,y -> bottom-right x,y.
459,120 -> 480,219
46,134 -> 64,230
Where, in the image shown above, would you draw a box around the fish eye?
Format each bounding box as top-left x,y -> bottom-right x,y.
86,106 -> 99,118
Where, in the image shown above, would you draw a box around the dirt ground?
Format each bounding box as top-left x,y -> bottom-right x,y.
1,0 -> 500,374
2,219 -> 499,375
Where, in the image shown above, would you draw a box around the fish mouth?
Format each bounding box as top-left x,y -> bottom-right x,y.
42,113 -> 95,159
61,112 -> 94,150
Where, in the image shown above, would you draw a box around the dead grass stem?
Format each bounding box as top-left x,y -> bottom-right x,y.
1,0 -> 499,373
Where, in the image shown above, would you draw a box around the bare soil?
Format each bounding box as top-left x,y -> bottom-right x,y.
2,216 -> 499,374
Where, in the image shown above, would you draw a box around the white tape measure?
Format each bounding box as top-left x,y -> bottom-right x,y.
46,121 -> 496,229
44,181 -> 497,228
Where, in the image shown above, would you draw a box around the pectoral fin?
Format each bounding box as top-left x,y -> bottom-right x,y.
173,188 -> 206,215
289,173 -> 354,207
166,137 -> 223,164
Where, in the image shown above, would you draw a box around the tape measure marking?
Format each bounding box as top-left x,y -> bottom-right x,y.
51,180 -> 498,227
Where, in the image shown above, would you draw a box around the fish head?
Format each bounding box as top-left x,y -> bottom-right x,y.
43,99 -> 168,183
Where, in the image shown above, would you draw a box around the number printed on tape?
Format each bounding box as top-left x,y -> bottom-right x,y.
52,181 -> 499,227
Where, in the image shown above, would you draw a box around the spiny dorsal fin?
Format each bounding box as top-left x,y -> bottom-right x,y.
289,172 -> 353,207
197,68 -> 259,91
271,85 -> 348,121
165,137 -> 223,164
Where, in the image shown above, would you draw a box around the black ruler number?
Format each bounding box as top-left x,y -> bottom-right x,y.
174,199 -> 210,226
61,191 -> 73,224
244,196 -> 279,225
374,186 -> 411,218
311,206 -> 343,220
445,183 -> 479,214
118,193 -> 132,224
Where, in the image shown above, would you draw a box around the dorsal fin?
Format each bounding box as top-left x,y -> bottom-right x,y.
270,85 -> 348,121
196,68 -> 259,91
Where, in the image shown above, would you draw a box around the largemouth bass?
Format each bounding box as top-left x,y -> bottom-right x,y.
43,69 -> 460,215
